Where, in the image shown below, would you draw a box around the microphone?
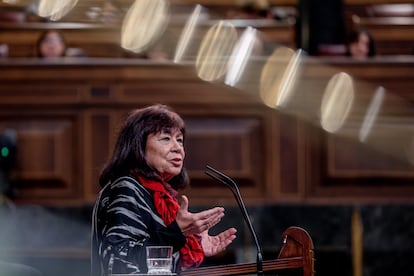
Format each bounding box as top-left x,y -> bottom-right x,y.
205,165 -> 263,276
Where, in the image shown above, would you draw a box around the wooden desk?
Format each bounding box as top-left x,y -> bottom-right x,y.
0,19 -> 295,58
0,22 -> 124,58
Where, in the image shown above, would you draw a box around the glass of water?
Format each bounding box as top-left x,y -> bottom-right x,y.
146,245 -> 173,275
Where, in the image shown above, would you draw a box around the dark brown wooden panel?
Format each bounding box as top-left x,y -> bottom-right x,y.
327,132 -> 414,178
0,116 -> 79,201
279,114 -> 300,194
0,83 -> 83,104
89,114 -> 110,195
184,117 -> 263,185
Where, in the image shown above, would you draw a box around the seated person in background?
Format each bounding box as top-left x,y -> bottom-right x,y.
35,30 -> 67,58
0,43 -> 8,58
226,0 -> 272,19
346,29 -> 376,59
91,104 -> 237,275
36,30 -> 87,58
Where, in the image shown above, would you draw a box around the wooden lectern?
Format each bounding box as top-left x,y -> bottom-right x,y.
180,226 -> 315,276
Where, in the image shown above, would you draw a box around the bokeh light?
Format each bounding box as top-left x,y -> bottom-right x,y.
195,20 -> 238,82
174,4 -> 204,64
259,47 -> 302,109
37,0 -> 79,21
320,72 -> 354,133
225,26 -> 258,87
121,0 -> 169,54
359,86 -> 385,142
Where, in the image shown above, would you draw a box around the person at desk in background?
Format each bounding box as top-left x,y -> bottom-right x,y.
91,104 -> 237,276
0,43 -> 9,58
35,30 -> 67,58
346,29 -> 376,59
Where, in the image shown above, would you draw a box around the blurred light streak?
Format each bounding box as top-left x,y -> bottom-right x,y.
225,27 -> 257,87
174,4 -> 202,63
121,0 -> 169,53
259,47 -> 302,109
195,20 -> 238,82
359,86 -> 385,142
38,0 -> 79,21
320,72 -> 354,133
277,49 -> 302,108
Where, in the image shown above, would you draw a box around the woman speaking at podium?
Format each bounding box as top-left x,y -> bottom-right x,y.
91,104 -> 237,275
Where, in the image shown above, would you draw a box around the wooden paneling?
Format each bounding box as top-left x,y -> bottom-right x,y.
0,114 -> 80,201
184,117 -> 264,193
0,82 -> 83,104
0,59 -> 278,205
82,111 -> 111,201
328,131 -> 414,177
298,57 -> 414,203
0,57 -> 413,206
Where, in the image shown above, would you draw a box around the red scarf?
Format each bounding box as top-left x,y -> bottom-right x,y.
134,174 -> 204,268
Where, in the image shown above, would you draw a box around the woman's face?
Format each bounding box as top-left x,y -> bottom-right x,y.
349,32 -> 370,59
40,31 -> 65,58
145,129 -> 185,182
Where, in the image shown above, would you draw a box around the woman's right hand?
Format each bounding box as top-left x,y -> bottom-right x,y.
176,195 -> 225,236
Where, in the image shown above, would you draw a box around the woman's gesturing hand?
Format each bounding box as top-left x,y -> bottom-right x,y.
176,195 -> 225,236
200,227 -> 237,257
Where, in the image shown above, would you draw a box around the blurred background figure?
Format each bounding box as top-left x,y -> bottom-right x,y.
35,30 -> 87,58
35,30 -> 66,58
0,43 -> 8,58
346,29 -> 376,59
226,0 -> 272,19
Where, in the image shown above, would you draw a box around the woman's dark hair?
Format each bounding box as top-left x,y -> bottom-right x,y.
99,104 -> 189,190
35,30 -> 66,57
346,29 -> 376,57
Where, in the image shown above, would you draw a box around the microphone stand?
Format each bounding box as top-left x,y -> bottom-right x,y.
205,165 -> 264,276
